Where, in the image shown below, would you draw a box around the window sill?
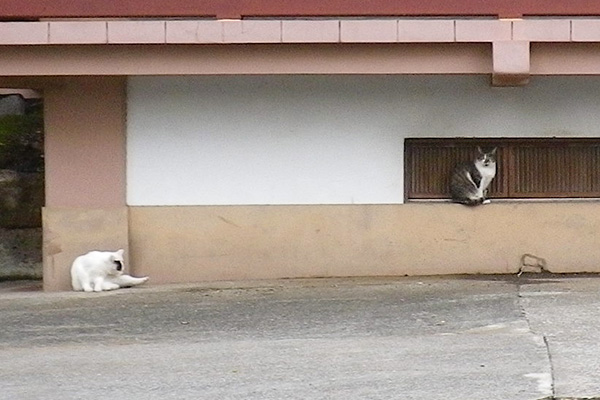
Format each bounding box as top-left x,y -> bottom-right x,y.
407,198 -> 600,204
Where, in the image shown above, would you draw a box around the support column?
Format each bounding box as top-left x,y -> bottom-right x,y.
42,76 -> 128,291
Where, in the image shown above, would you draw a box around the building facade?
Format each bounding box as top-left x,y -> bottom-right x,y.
1,1 -> 600,290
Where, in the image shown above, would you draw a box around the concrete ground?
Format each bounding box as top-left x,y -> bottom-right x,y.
1,274 -> 599,400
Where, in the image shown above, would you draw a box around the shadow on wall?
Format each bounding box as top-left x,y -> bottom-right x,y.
0,92 -> 44,281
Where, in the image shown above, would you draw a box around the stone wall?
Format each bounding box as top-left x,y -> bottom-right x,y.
0,227 -> 42,280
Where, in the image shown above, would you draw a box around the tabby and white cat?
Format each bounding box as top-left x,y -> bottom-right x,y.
450,147 -> 497,206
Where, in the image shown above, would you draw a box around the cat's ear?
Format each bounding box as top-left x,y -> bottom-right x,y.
115,249 -> 124,257
477,146 -> 484,154
491,147 -> 497,155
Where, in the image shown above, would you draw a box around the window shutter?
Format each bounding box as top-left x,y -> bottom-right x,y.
406,138 -> 600,200
510,141 -> 600,198
405,140 -> 506,199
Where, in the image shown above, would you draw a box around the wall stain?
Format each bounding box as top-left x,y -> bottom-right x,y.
218,216 -> 241,228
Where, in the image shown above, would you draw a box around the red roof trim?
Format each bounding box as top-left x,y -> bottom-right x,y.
2,0 -> 600,20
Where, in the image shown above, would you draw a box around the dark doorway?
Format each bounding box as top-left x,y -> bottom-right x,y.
0,89 -> 44,282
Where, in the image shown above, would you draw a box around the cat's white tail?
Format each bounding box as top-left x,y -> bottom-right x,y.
109,275 -> 149,288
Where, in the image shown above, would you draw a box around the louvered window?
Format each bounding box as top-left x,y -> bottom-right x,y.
405,138 -> 600,200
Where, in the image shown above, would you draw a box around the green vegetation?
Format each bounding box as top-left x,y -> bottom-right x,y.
0,108 -> 44,173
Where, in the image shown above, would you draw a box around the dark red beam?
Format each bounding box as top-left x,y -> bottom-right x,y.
1,0 -> 600,20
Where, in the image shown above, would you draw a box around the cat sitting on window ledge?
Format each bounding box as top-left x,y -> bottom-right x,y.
71,249 -> 148,292
450,147 -> 497,206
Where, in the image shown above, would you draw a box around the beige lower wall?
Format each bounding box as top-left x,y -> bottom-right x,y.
41,202 -> 600,291
128,202 -> 600,284
42,207 -> 129,291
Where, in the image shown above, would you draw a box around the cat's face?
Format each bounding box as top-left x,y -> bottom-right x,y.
109,249 -> 125,275
476,147 -> 497,167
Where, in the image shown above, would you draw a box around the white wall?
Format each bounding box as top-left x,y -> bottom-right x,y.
127,75 -> 600,206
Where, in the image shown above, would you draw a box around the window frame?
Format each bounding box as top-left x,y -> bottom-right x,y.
404,137 -> 600,201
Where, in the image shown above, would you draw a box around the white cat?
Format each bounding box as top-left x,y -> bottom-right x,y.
70,249 -> 148,292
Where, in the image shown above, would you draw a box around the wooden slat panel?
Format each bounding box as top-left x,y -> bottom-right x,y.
510,143 -> 600,197
405,140 -> 506,199
405,138 -> 600,200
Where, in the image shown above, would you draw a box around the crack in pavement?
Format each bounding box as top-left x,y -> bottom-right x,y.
515,278 -> 556,400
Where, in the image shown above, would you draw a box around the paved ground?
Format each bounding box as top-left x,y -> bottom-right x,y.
1,274 -> 599,400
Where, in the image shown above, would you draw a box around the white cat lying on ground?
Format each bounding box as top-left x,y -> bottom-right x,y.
70,249 -> 149,292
